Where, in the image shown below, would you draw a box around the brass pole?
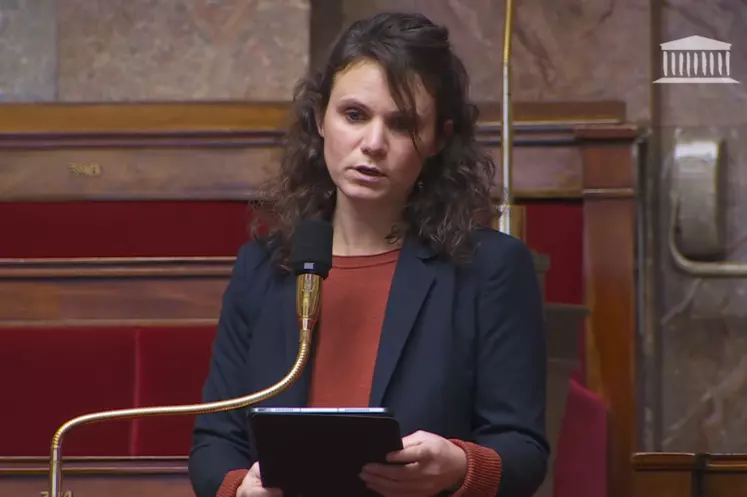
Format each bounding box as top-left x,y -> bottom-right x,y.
497,0 -> 525,239
49,273 -> 322,497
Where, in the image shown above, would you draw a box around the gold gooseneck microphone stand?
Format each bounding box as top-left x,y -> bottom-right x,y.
497,0 -> 521,239
48,271 -> 323,497
47,3 -> 517,495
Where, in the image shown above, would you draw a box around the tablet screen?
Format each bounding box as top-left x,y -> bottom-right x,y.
247,407 -> 403,497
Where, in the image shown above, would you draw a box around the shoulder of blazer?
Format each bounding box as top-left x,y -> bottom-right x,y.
470,227 -> 536,274
228,237 -> 286,328
235,239 -> 271,275
233,233 -> 292,282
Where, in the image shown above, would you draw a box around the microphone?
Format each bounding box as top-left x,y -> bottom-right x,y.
47,219 -> 334,497
291,219 -> 333,337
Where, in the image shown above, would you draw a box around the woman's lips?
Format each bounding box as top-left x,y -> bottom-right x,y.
353,165 -> 384,176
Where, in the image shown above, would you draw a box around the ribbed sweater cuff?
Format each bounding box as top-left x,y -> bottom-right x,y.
216,468 -> 249,497
449,439 -> 503,497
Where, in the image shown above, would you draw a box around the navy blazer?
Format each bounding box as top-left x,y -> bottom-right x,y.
189,228 -> 549,497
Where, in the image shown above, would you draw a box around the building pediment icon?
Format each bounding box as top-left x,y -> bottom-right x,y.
654,35 -> 739,84
660,35 -> 731,51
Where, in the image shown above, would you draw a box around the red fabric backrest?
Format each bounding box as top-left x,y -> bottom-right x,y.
0,200 -> 252,457
131,326 -> 217,456
554,379 -> 608,497
527,202 -> 609,497
0,201 -> 256,258
0,327 -> 136,456
524,201 -> 586,383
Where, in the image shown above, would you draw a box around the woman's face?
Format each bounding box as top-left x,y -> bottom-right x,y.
318,59 -> 441,208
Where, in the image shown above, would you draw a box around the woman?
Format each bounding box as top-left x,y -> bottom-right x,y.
189,11 -> 548,497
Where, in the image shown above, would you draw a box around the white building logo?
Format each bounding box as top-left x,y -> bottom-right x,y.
654,35 -> 739,84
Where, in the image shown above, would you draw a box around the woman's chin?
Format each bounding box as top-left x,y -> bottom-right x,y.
338,184 -> 390,203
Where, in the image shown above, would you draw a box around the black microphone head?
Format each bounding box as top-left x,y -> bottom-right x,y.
290,219 -> 333,278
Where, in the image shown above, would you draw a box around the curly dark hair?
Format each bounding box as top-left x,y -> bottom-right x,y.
257,11 -> 499,270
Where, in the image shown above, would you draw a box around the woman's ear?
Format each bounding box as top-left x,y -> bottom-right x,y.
434,119 -> 453,155
442,119 -> 453,142
315,107 -> 325,138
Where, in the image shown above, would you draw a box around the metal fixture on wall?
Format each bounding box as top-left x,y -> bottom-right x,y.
669,135 -> 747,276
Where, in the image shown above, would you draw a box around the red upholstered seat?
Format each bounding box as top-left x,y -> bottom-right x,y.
0,200 -> 252,457
0,326 -> 217,457
554,379 -> 608,497
0,327 -> 136,456
131,326 -> 216,456
523,202 -> 585,381
526,203 -> 609,497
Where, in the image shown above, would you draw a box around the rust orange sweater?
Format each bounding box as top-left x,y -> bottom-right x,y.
216,250 -> 502,497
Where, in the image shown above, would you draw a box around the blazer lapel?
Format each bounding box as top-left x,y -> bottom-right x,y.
369,236 -> 435,406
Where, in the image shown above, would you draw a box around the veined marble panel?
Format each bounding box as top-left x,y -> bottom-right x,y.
657,0 -> 747,453
58,0 -> 310,101
0,0 -> 57,101
342,0 -> 651,122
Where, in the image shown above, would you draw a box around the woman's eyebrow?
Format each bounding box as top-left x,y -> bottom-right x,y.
336,96 -> 426,122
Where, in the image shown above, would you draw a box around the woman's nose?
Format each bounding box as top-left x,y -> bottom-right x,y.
361,121 -> 387,156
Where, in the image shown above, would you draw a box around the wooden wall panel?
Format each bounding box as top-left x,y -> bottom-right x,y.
0,457 -> 192,497
0,147 -> 278,201
0,255 -> 578,329
0,258 -> 231,326
0,101 -> 626,133
0,279 -> 225,328
0,101 -> 623,201
633,453 -> 747,497
580,126 -> 641,497
0,140 -> 583,201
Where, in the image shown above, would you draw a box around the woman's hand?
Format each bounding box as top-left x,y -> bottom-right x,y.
359,430 -> 468,497
237,462 -> 283,497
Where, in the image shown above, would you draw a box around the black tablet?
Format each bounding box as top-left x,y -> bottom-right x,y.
247,407 -> 404,497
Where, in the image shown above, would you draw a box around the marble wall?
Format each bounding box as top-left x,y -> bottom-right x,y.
342,0 -> 652,121
0,1 -> 57,101
655,0 -> 747,453
3,0 -> 747,455
0,0 -> 651,119
0,0 -> 310,101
